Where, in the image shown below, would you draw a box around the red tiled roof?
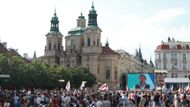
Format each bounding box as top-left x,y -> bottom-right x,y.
156,44 -> 170,50
102,46 -> 118,55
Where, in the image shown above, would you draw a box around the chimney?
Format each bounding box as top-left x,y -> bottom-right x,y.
2,42 -> 7,48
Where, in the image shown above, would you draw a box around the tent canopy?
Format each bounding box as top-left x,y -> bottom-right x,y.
164,78 -> 190,83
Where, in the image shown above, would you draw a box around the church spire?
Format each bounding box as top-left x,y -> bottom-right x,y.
33,51 -> 37,60
105,37 -> 109,47
50,9 -> 59,32
78,11 -> 85,19
88,2 -> 98,26
91,1 -> 94,9
150,57 -> 154,68
138,47 -> 143,63
77,12 -> 86,27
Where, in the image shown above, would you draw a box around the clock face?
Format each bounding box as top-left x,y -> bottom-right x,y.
67,39 -> 71,47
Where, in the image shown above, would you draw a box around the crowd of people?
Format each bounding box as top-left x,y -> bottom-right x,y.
0,88 -> 190,107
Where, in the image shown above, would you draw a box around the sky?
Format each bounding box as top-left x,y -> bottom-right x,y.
0,0 -> 190,62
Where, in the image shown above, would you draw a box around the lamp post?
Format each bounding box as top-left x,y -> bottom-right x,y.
159,71 -> 167,98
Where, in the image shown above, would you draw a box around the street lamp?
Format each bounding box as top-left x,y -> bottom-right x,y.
159,71 -> 167,98
154,70 -> 168,97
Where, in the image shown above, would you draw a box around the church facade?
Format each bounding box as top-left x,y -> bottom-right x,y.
40,4 -> 120,89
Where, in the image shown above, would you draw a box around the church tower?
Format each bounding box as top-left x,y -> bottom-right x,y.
77,12 -> 86,28
44,10 -> 63,64
82,2 -> 102,78
88,2 -> 98,26
82,2 -> 102,54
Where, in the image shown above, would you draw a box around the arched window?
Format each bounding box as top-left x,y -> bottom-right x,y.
93,41 -> 96,46
58,43 -> 60,50
114,67 -> 118,80
49,43 -> 51,50
106,70 -> 111,80
97,39 -> 99,46
82,39 -> 84,46
87,38 -> 91,46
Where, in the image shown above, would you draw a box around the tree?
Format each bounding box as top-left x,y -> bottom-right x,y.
0,53 -> 96,89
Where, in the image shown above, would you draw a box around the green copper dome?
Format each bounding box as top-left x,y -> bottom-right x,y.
88,2 -> 98,26
50,10 -> 59,32
68,27 -> 85,36
89,5 -> 96,14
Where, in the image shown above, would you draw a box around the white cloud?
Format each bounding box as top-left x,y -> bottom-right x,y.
148,7 -> 187,22
109,7 -> 189,61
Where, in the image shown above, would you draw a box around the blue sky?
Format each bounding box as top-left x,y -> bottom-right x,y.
0,0 -> 190,62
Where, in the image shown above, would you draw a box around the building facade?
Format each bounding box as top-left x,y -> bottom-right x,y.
40,4 -> 120,89
154,37 -> 190,90
155,37 -> 190,79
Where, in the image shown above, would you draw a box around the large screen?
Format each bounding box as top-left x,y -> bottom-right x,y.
127,73 -> 155,90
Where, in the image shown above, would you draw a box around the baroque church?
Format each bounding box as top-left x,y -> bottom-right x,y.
40,3 -> 120,89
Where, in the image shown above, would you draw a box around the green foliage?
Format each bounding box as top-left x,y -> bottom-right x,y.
0,53 -> 96,89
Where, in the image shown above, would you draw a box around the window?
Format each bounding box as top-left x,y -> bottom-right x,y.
114,67 -> 118,80
82,39 -> 84,46
183,54 -> 186,61
93,41 -> 96,46
171,73 -> 178,78
175,73 -> 178,78
171,62 -> 177,69
87,38 -> 91,46
72,60 -> 74,67
115,71 -> 117,80
183,62 -> 187,70
163,53 -> 167,60
87,57 -> 90,62
163,62 -> 167,69
171,52 -> 177,60
171,73 -> 174,78
97,39 -> 99,46
73,45 -> 75,50
106,70 -> 111,80
58,43 -> 60,50
155,53 -> 160,60
49,43 -> 51,50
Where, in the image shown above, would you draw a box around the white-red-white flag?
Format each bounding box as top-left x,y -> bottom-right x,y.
99,83 -> 108,91
170,85 -> 173,91
126,85 -> 129,91
178,88 -> 181,92
80,81 -> 86,90
66,81 -> 71,92
186,85 -> 190,92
